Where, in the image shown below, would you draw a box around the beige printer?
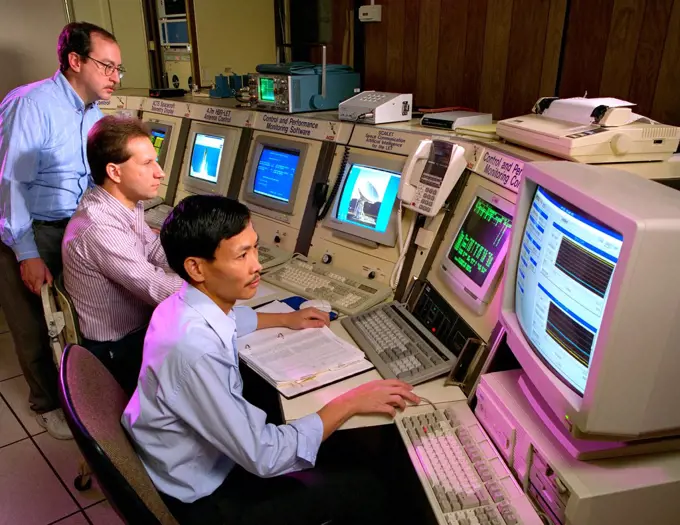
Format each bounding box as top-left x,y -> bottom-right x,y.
497,96 -> 680,163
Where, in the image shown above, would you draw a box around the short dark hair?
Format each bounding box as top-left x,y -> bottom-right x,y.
58,22 -> 117,73
87,116 -> 151,185
161,196 -> 251,282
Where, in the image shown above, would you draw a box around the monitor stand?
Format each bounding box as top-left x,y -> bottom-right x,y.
518,374 -> 680,460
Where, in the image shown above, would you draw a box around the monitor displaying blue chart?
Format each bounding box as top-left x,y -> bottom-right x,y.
189,133 -> 225,184
515,186 -> 623,394
335,164 -> 400,233
253,146 -> 301,203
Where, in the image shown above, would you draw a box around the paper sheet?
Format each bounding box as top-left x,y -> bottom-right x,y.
242,329 -> 365,382
237,300 -> 366,383
543,97 -> 636,125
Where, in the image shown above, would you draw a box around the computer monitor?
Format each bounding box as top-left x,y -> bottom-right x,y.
440,187 -> 513,314
181,122 -> 239,197
243,136 -> 308,215
323,153 -> 403,247
148,123 -> 171,170
501,161 -> 680,442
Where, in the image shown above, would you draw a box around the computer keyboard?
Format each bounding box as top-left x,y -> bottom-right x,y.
397,402 -> 542,525
144,204 -> 173,230
258,243 -> 293,270
261,258 -> 392,315
341,301 -> 456,385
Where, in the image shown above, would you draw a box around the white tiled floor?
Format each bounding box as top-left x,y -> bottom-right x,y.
0,308 -> 124,525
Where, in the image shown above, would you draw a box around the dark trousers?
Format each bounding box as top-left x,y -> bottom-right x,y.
160,425 -> 435,525
82,324 -> 147,398
0,222 -> 66,413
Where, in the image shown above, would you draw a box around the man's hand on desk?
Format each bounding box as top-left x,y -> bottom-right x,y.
317,380 -> 421,440
256,309 -> 330,331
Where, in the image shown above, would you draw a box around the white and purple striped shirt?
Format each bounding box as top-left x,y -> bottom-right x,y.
62,186 -> 183,342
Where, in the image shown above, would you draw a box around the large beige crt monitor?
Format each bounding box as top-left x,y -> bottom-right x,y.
500,161 -> 680,445
174,121 -> 242,204
239,132 -> 318,254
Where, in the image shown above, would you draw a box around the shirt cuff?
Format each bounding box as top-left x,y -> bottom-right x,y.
11,232 -> 40,262
289,413 -> 324,466
233,306 -> 258,337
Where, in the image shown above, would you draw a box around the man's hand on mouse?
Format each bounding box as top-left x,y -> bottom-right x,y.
285,308 -> 330,329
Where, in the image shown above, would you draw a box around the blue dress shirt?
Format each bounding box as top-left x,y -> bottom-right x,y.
0,71 -> 103,260
121,284 -> 324,503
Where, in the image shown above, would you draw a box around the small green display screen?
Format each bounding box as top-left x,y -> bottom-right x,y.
447,197 -> 512,287
258,77 -> 276,102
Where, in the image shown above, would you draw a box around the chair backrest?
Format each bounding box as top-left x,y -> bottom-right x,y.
53,274 -> 82,345
59,344 -> 179,525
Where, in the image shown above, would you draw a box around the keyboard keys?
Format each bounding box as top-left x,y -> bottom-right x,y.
399,403 -> 540,525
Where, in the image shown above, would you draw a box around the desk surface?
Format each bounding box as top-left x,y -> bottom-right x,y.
242,283 -> 468,430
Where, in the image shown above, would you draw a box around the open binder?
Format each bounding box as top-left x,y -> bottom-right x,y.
236,301 -> 374,398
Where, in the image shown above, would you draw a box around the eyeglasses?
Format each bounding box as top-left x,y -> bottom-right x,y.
84,55 -> 126,79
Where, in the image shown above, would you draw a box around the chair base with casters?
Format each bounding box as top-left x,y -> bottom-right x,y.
40,280 -> 93,493
59,344 -> 179,525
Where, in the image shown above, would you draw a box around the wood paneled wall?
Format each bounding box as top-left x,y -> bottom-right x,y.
331,0 -> 680,124
559,0 -> 680,125
353,0 -> 567,119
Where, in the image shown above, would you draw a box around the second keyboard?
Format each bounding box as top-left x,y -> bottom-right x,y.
341,302 -> 457,385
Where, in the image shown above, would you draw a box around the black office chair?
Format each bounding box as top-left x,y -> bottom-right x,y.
59,344 -> 179,525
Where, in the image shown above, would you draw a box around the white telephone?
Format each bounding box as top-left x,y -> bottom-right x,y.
399,139 -> 467,216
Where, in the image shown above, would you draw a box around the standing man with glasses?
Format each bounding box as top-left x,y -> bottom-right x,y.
0,22 -> 124,439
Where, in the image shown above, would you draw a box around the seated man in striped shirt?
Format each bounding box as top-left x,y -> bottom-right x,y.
61,116 -> 181,395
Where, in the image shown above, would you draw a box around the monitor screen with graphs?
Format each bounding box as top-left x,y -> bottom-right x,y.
515,186 -> 623,395
440,187 -> 513,312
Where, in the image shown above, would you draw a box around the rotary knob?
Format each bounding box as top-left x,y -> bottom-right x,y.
321,253 -> 332,264
611,133 -> 632,155
367,271 -> 376,280
274,235 -> 281,244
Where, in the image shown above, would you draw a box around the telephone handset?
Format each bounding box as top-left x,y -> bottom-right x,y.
398,139 -> 467,216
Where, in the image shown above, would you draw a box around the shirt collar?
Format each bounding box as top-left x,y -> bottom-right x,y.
90,186 -> 141,226
179,283 -> 237,346
52,70 -> 97,112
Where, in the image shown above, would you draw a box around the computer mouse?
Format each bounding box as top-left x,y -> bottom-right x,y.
299,299 -> 332,313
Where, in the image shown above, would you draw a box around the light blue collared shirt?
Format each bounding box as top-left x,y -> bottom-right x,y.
121,284 -> 324,503
0,71 -> 103,260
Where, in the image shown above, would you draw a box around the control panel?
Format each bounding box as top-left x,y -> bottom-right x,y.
410,281 -> 482,358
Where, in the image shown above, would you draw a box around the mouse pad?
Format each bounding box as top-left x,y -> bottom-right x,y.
281,296 -> 338,321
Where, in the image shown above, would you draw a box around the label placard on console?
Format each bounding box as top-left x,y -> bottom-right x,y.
98,96 -> 126,110
351,126 -> 427,155
144,99 -> 179,116
193,105 -> 254,127
253,113 -> 340,141
472,149 -> 524,193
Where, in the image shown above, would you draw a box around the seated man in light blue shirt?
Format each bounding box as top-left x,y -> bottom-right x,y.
122,195 -> 420,525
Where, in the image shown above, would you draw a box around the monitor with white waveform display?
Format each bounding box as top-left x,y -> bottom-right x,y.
189,133 -> 225,184
335,164 -> 401,234
515,186 -> 622,395
448,197 -> 512,287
